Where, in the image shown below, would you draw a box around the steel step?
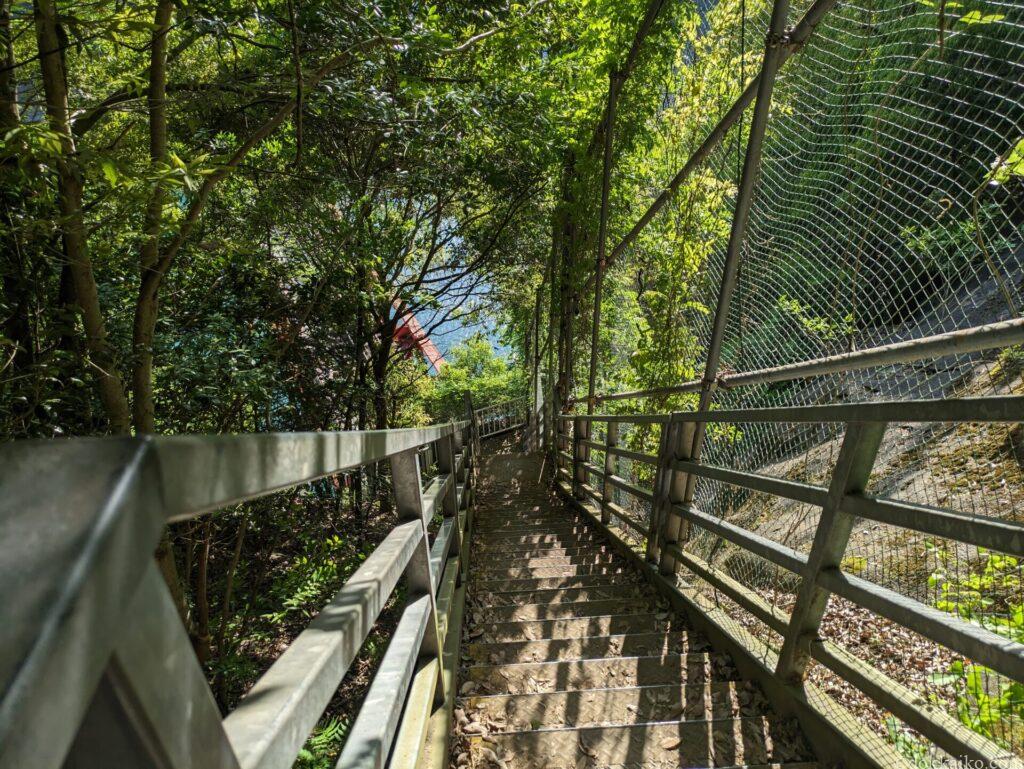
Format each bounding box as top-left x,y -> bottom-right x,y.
473,523 -> 595,537
475,512 -> 583,524
459,680 -> 766,729
466,630 -> 705,665
466,652 -> 738,694
460,452 -> 819,769
470,613 -> 670,642
465,716 -> 815,768
478,563 -> 629,580
476,542 -> 610,558
473,552 -> 618,574
468,583 -> 647,607
478,597 -> 658,623
466,536 -> 598,548
470,573 -> 633,593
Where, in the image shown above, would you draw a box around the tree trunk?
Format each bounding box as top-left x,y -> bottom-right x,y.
155,528 -> 190,624
33,0 -> 131,433
194,519 -> 213,663
132,0 -> 175,434
0,0 -> 33,374
213,509 -> 250,707
128,43 -> 370,435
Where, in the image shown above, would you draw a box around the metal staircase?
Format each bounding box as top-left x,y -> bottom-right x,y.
453,448 -> 815,769
3,391 -> 1024,769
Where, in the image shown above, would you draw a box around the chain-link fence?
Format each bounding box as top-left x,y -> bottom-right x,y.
557,0 -> 1024,760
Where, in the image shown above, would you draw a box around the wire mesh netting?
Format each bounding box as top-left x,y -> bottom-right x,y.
560,0 -> 1024,758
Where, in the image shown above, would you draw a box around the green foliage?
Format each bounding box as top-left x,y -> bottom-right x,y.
295,718 -> 349,769
1,0 -> 628,438
777,295 -> 856,345
928,543 -> 1024,747
928,543 -> 1024,635
898,209 -> 1007,295
885,717 -> 932,768
992,346 -> 1024,383
422,335 -> 527,420
931,660 -> 1024,747
991,138 -> 1024,185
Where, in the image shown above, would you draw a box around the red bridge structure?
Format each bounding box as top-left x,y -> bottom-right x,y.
393,299 -> 446,373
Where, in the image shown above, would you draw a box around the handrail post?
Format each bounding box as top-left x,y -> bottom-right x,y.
551,385 -> 563,469
458,420 -> 474,583
434,428 -> 462,576
464,393 -> 481,479
544,397 -> 552,454
542,377 -> 551,453
775,421 -> 887,683
645,419 -> 672,563
658,416 -> 696,575
532,374 -> 544,451
600,420 -> 617,525
452,418 -> 464,458
572,416 -> 586,500
389,447 -> 446,705
555,413 -> 566,476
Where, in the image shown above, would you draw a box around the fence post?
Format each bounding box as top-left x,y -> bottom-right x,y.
543,378 -> 551,453
434,427 -> 462,568
452,417 -> 464,462
533,373 -> 544,451
389,447 -> 446,706
572,416 -> 586,500
552,386 -> 561,460
60,564 -> 239,769
658,416 -> 696,576
464,393 -> 481,479
600,421 -> 617,526
552,415 -> 559,472
457,419 -> 474,583
775,421 -> 887,683
645,419 -> 672,563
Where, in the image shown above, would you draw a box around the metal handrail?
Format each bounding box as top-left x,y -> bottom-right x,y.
586,317 -> 1024,403
0,413 -> 482,769
574,395 -> 1023,424
475,394 -> 530,440
554,394 -> 1024,767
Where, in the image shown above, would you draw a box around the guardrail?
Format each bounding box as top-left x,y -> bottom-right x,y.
0,407 -> 487,769
577,318 -> 1024,405
474,396 -> 529,440
554,396 -> 1024,767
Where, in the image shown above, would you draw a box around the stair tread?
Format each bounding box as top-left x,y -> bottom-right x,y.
476,563 -> 629,579
477,543 -> 609,557
460,680 -> 766,728
466,630 -> 706,664
469,584 -> 648,606
471,612 -> 673,642
478,597 -> 660,622
466,717 -> 815,769
457,451 -> 818,769
466,652 -> 740,696
472,574 -> 631,592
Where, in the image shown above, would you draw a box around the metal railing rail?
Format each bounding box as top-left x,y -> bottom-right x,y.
554,395 -> 1024,767
0,402 -> 490,769
583,317 -> 1024,404
474,395 -> 530,440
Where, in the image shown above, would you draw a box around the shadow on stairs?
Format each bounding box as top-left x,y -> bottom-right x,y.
449,439 -> 817,769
